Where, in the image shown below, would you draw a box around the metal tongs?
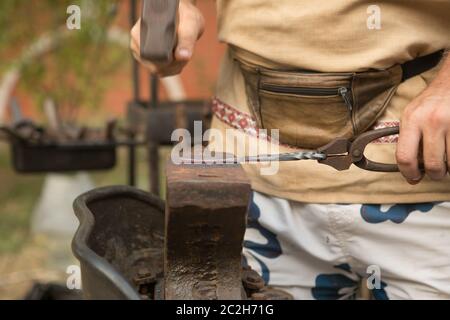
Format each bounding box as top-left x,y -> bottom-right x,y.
186,127 -> 401,173
316,126 -> 399,172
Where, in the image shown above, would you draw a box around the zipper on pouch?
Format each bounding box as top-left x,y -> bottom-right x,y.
338,87 -> 356,134
261,83 -> 356,133
261,83 -> 344,97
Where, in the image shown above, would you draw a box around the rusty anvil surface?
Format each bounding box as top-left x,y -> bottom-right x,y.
165,157 -> 251,300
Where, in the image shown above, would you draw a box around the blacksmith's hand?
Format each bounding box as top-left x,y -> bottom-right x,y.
397,52 -> 450,184
130,0 -> 204,77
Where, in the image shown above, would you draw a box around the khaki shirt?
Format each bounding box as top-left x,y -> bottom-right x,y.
210,0 -> 450,204
217,0 -> 450,72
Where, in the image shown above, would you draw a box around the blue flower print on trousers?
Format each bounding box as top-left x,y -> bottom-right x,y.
243,194 -> 282,283
360,203 -> 436,224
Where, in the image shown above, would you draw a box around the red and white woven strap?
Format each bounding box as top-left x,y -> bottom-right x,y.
212,98 -> 399,145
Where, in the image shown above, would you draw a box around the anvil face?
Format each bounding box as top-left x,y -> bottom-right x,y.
165,157 -> 251,300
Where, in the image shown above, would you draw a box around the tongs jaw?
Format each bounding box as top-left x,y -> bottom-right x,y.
317,126 -> 400,172
317,138 -> 353,171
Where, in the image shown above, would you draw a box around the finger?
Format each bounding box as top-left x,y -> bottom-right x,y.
130,32 -> 139,55
174,14 -> 203,61
423,127 -> 447,180
130,19 -> 141,50
131,49 -> 157,74
396,124 -> 423,184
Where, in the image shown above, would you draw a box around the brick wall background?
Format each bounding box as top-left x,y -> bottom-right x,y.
13,0 -> 225,121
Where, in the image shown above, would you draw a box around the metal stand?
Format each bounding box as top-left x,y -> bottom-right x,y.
128,0 -> 139,187
129,0 -> 165,194
148,75 -> 160,195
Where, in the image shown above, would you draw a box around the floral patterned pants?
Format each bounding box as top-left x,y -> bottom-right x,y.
243,191 -> 450,300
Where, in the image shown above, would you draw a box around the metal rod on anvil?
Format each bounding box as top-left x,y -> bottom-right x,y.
179,151 -> 328,165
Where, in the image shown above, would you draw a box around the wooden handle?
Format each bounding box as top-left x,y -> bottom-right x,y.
140,0 -> 179,65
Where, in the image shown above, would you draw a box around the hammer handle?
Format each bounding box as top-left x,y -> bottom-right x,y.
140,0 -> 179,65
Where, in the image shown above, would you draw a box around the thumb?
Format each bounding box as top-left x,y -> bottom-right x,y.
174,14 -> 203,61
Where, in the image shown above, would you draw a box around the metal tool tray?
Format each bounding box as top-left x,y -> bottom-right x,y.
8,135 -> 117,173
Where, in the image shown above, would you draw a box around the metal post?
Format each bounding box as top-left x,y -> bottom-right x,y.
128,0 -> 139,186
150,75 -> 159,110
131,0 -> 140,101
148,75 -> 160,195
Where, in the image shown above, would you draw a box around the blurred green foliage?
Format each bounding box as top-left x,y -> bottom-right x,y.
0,0 -> 127,120
0,1 -> 129,252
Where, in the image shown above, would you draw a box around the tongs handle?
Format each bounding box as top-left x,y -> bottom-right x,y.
140,0 -> 179,65
351,126 -> 400,172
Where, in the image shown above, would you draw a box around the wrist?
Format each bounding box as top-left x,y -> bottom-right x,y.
430,52 -> 450,87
